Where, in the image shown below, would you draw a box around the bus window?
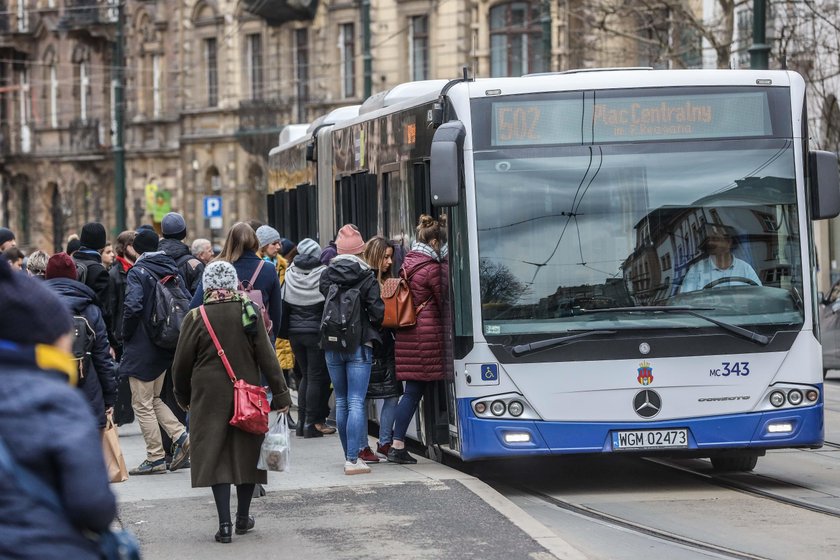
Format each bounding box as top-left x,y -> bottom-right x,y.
335,172 -> 379,240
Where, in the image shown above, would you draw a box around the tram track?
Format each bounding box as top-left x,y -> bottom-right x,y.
645,457 -> 840,519
505,483 -> 771,560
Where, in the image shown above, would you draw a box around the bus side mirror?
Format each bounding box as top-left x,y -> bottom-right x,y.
809,150 -> 840,219
430,121 -> 466,207
305,141 -> 316,162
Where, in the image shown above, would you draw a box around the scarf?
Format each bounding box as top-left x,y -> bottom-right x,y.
203,289 -> 258,331
115,255 -> 133,273
410,241 -> 440,262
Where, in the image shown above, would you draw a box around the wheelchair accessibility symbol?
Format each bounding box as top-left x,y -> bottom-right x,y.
481,364 -> 498,382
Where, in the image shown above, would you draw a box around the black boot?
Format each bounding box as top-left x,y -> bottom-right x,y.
235,514 -> 255,535
285,412 -> 297,430
304,424 -> 324,438
215,522 -> 232,543
296,421 -> 304,437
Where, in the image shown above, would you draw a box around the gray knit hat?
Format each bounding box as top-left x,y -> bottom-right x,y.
203,261 -> 238,291
255,225 -> 281,249
296,238 -> 322,259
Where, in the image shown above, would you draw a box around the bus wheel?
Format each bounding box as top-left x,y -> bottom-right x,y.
711,454 -> 759,472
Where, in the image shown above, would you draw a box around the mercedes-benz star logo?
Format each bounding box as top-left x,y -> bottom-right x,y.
633,390 -> 662,419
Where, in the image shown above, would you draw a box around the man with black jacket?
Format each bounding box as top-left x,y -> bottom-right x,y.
159,212 -> 204,296
73,223 -> 111,319
120,228 -> 190,475
107,231 -> 137,426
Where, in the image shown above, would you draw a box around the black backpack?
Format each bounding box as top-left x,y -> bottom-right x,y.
320,283 -> 362,352
147,272 -> 190,349
71,315 -> 95,378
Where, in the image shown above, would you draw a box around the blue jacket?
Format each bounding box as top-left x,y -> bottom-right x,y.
120,251 -> 189,381
189,251 -> 283,340
0,342 -> 117,560
45,278 -> 118,428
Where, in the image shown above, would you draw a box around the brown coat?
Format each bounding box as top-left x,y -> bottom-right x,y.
172,300 -> 291,487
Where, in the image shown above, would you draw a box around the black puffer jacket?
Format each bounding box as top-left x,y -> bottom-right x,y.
284,254 -> 327,335
318,254 -> 384,347
367,328 -> 401,399
106,257 -> 131,353
45,278 -> 118,428
159,238 -> 205,296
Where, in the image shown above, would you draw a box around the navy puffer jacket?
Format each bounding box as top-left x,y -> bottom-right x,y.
45,278 -> 118,428
395,250 -> 445,382
0,344 -> 117,560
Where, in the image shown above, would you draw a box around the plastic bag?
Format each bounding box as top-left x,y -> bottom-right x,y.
258,413 -> 290,472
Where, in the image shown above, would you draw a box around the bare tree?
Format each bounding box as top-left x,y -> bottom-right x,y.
566,0 -> 740,69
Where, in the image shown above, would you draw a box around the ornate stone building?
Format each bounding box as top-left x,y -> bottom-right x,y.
1,0 -> 664,251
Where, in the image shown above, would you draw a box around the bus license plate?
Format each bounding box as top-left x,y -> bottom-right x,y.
612,429 -> 688,450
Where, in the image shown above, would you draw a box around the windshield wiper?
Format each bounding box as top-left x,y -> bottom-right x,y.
510,330 -> 617,358
583,306 -> 770,346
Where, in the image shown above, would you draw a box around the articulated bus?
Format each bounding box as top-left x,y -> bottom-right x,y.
268,69 -> 840,471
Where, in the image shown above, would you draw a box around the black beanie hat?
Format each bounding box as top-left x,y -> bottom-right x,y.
0,256 -> 74,345
80,222 -> 107,251
0,227 -> 14,247
133,228 -> 160,255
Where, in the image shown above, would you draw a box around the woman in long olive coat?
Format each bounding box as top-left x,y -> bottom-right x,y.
172,261 -> 291,544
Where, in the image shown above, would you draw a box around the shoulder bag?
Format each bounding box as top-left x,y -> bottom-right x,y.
0,434 -> 141,560
199,305 -> 270,435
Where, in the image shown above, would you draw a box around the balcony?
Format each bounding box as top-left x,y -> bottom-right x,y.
242,0 -> 318,26
58,0 -> 118,40
68,118 -> 104,154
0,1 -> 38,56
236,98 -> 292,157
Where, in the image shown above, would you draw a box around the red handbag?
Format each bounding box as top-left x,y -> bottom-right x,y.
199,306 -> 270,434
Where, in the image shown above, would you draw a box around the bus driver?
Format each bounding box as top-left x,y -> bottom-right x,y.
679,224 -> 762,293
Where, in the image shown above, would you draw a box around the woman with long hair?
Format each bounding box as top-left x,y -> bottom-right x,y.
189,223 -> 283,344
173,261 -> 291,543
358,236 -> 401,462
389,215 -> 445,464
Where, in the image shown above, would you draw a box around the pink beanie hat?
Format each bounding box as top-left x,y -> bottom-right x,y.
336,224 -> 365,255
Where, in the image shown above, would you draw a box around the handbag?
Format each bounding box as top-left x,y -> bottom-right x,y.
199,305 -> 270,435
102,413 -> 129,483
0,434 -> 141,560
381,266 -> 432,329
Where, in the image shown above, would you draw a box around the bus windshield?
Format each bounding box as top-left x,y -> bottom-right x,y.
474,136 -> 803,337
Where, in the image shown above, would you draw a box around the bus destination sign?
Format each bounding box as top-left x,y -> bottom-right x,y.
492,91 -> 773,146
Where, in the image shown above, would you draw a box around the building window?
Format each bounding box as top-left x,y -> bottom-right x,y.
246,34 -> 263,100
489,2 -> 545,77
152,54 -> 162,117
409,15 -> 429,81
339,23 -> 355,98
204,37 -> 218,107
49,64 -> 58,128
19,68 -> 31,153
295,28 -> 309,122
79,61 -> 90,121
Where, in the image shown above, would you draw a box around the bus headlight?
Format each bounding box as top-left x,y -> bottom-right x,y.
508,401 -> 524,417
474,402 -> 487,414
806,390 -> 819,402
787,390 -> 803,406
769,391 -> 786,407
490,400 -> 506,416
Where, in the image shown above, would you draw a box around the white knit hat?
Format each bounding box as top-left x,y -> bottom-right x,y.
203,261 -> 238,291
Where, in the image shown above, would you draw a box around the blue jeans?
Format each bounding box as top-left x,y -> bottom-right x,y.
325,346 -> 373,462
393,380 -> 427,442
357,396 -> 399,451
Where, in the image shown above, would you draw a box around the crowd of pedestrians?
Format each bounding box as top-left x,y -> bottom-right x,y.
0,210 -> 448,548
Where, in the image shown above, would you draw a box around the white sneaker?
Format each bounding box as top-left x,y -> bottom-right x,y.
344,458 -> 371,475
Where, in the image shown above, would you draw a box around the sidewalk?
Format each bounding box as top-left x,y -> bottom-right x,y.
112,412 -> 583,560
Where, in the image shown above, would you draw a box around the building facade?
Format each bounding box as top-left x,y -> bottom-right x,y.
1,0 -> 662,252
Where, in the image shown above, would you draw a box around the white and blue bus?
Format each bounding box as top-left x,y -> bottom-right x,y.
268,69 -> 840,471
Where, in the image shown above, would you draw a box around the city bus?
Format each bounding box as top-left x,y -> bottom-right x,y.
267,69 -> 840,471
